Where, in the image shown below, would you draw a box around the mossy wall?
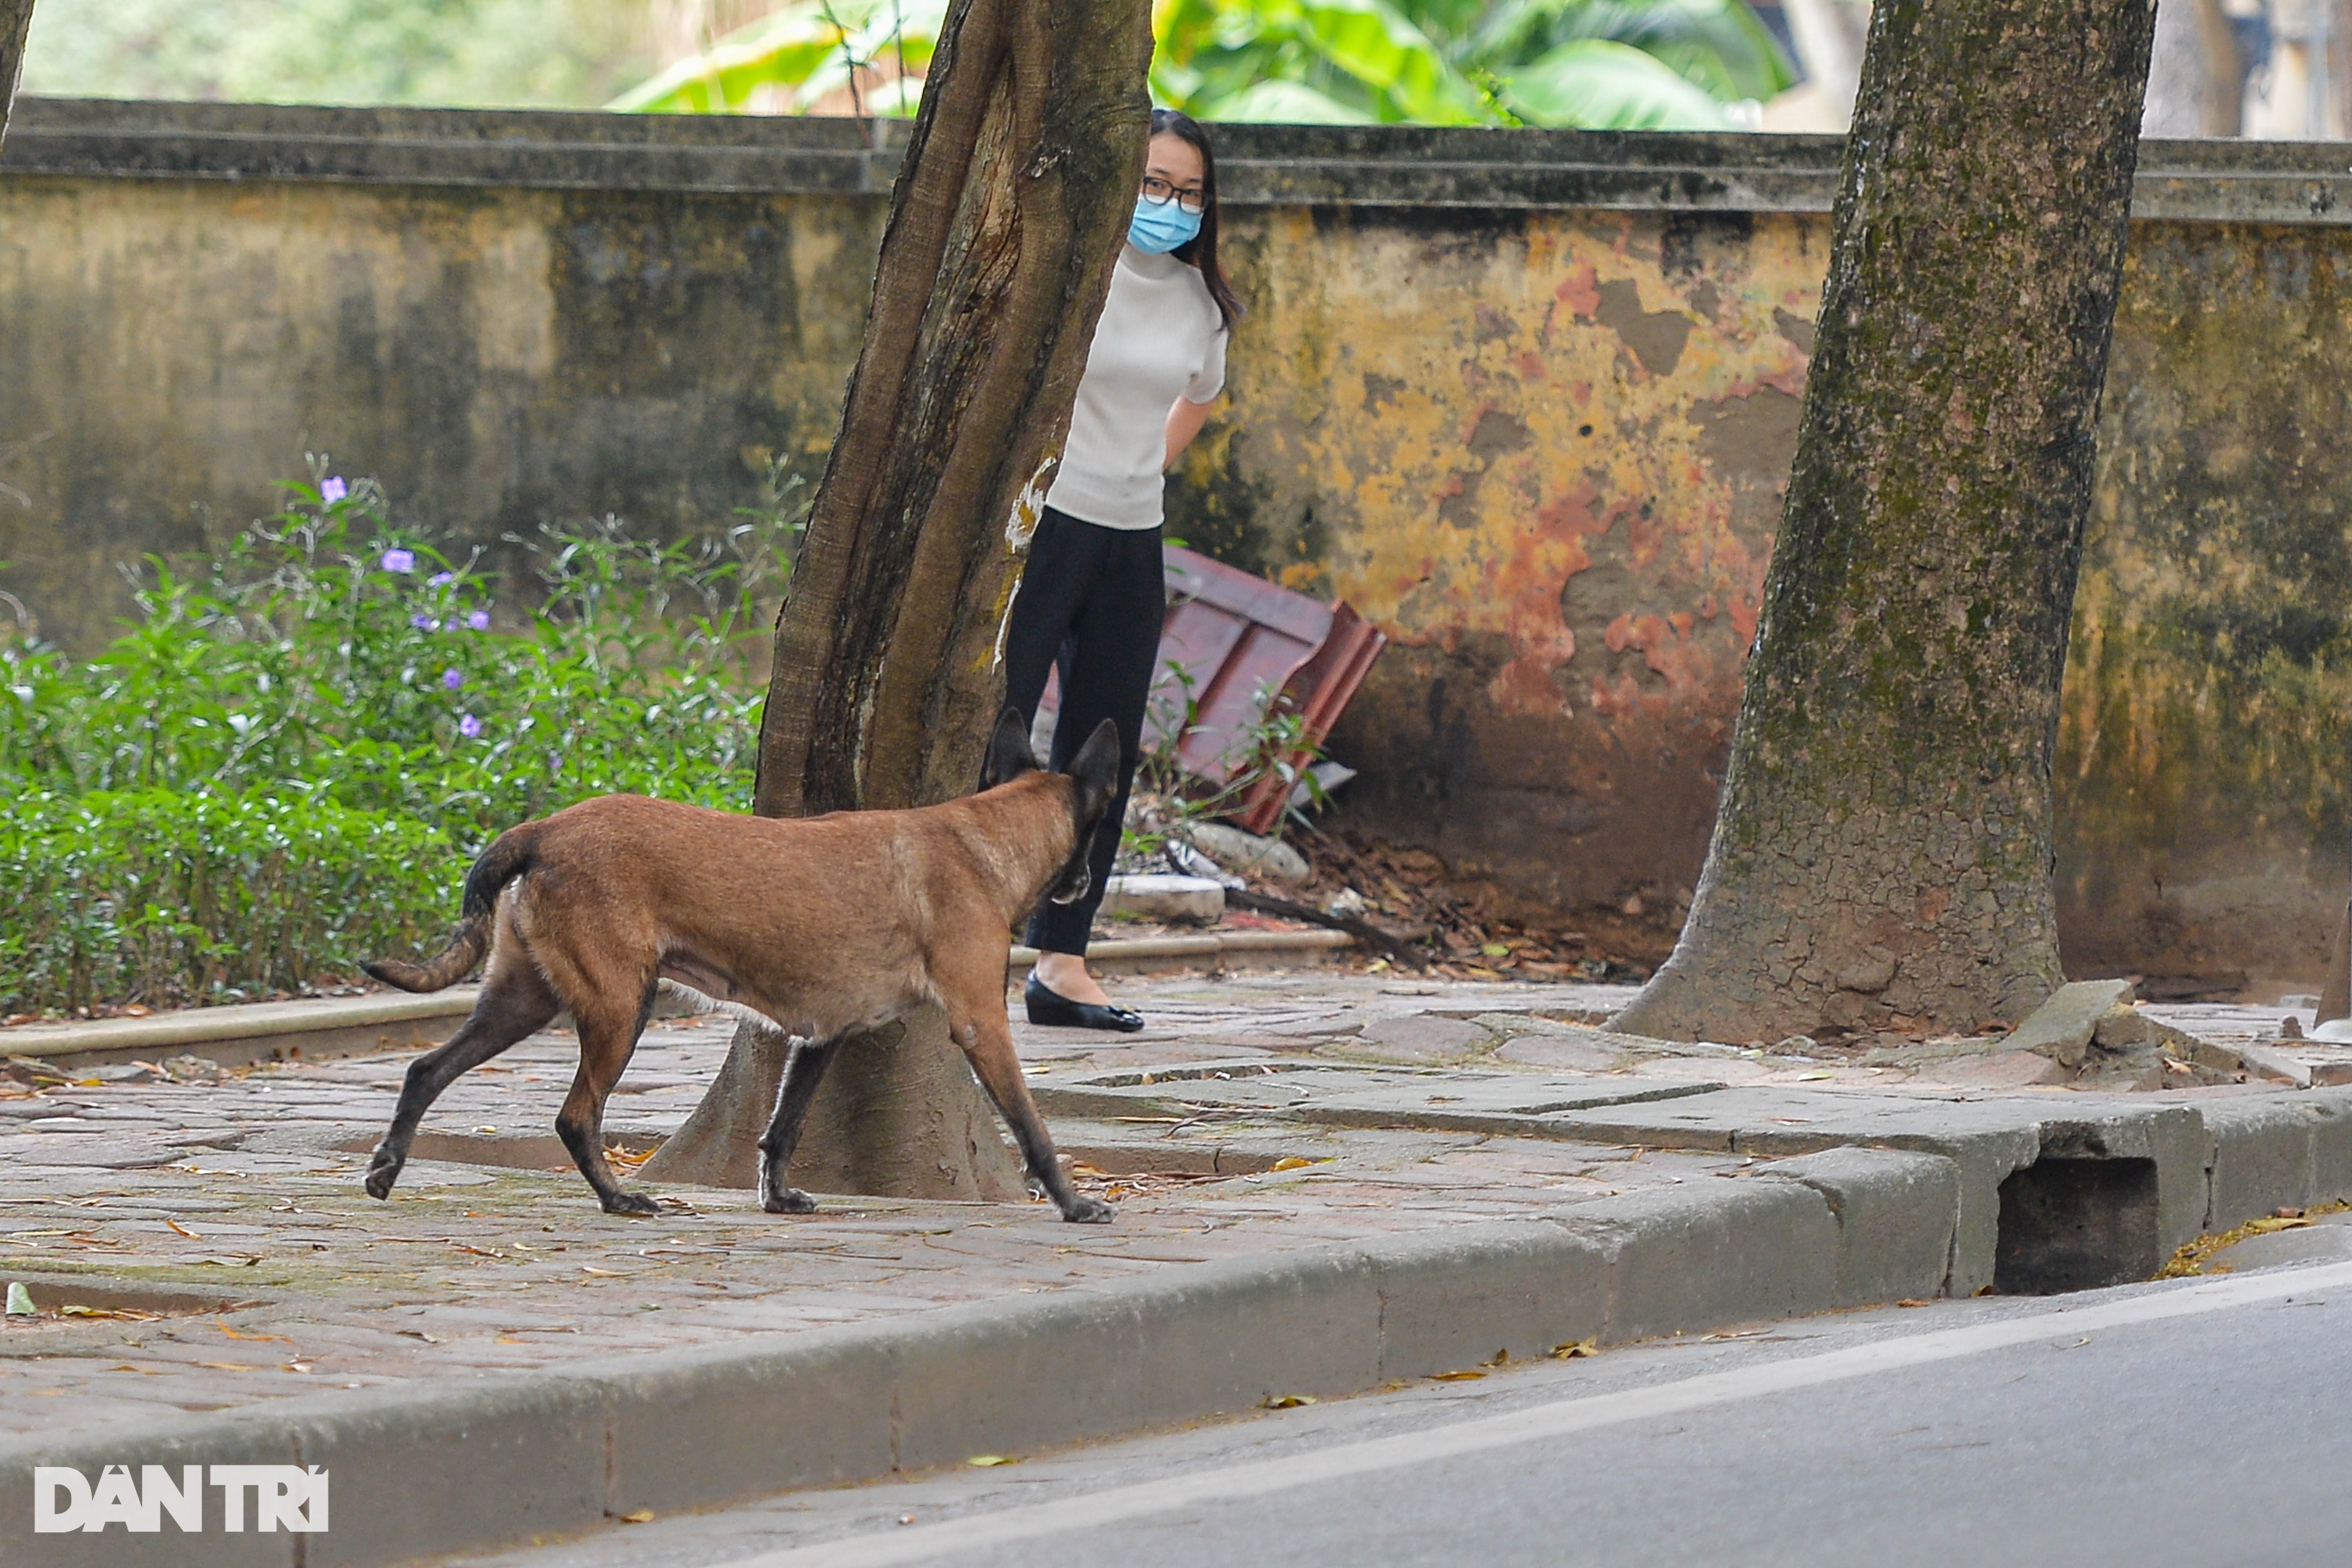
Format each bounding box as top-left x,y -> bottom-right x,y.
0,176 -> 878,648
1178,207 -> 1820,955
3,110 -> 2346,985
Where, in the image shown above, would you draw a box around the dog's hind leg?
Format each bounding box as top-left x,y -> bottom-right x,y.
365,932 -> 557,1201
756,1032 -> 842,1215
554,979 -> 662,1216
946,1000 -> 1112,1224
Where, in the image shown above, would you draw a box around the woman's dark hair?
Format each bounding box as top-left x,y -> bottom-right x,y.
1151,107 -> 1243,332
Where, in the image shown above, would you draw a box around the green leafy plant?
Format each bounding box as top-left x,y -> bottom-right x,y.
1,784 -> 455,1014
1122,660 -> 1330,864
608,0 -> 944,116
610,0 -> 1793,130
1,468 -> 802,1014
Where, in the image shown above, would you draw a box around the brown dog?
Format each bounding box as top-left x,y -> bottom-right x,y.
360,709 -> 1122,1222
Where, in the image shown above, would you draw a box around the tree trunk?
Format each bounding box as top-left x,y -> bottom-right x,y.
641,0 -> 1152,1196
2,0 -> 34,149
1610,0 -> 2156,1045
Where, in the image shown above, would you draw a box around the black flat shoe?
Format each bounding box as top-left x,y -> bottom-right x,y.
1025,975 -> 1144,1033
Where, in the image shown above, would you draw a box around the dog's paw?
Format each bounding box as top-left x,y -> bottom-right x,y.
363,1146 -> 403,1200
603,1189 -> 662,1217
761,1185 -> 820,1216
1061,1196 -> 1116,1225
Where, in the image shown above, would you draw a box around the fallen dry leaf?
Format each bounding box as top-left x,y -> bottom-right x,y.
1552,1339 -> 1599,1360
220,1321 -> 288,1343
617,1509 -> 655,1524
965,1455 -> 1016,1468
165,1219 -> 199,1238
193,1361 -> 259,1372
1269,1156 -> 1320,1173
1896,1299 -> 1931,1309
1429,1369 -> 1487,1382
578,1265 -> 627,1278
62,1305 -> 159,1321
1260,1394 -> 1317,1410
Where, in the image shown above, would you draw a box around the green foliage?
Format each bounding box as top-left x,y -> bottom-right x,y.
19,0 -> 653,109
1123,662 -> 1329,862
610,0 -> 1792,129
610,0 -> 944,115
1,785 -> 455,1015
1,472 -> 797,1014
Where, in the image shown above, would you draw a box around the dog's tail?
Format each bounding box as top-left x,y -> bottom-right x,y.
362,823 -> 544,993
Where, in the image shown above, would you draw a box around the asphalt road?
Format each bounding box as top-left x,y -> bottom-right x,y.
455,1255 -> 2352,1568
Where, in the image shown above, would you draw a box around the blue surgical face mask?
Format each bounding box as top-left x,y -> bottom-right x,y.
1129,195 -> 1203,255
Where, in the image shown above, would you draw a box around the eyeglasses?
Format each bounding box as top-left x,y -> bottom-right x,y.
1140,176 -> 1206,215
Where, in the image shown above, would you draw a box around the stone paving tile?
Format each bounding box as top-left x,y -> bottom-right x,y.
0,969 -> 2307,1440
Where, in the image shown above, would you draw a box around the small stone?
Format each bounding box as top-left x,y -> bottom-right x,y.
1180,822 -> 1311,885
2000,978 -> 2136,1070
1325,888 -> 1370,920
1098,875 -> 1225,925
2092,1007 -> 2154,1051
2279,1016 -> 2305,1040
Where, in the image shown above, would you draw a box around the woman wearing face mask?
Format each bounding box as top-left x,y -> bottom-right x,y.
1003,107 -> 1243,1032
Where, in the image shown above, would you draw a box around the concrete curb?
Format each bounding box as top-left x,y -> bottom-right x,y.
1,991 -> 482,1070
4,1148 -> 1951,1568
2,931 -> 1359,1070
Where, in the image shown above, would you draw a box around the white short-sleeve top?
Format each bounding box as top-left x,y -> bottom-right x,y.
1044,244 -> 1229,530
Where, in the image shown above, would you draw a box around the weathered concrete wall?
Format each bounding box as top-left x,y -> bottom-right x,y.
8,103 -> 2352,985
1180,207 -> 1820,952
1194,203 -> 2352,988
2060,224 -> 2352,987
0,103 -> 892,645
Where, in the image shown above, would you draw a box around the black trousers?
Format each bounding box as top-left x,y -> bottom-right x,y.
1002,506 -> 1164,956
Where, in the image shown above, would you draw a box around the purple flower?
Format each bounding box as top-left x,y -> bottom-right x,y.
410,613 -> 439,631
458,714 -> 483,738
428,571 -> 455,587
466,610 -> 490,631
380,548 -> 415,573
441,667 -> 464,690
321,477 -> 348,504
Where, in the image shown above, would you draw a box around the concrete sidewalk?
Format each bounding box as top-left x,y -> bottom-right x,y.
5,971 -> 2349,1567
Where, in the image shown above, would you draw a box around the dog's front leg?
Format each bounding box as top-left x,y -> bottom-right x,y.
949,1009 -> 1112,1224
757,1033 -> 842,1215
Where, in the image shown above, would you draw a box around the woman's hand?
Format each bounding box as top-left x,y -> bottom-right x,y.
1164,394 -> 1217,470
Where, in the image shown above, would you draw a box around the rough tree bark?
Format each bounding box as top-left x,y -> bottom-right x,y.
2,0 -> 34,149
640,0 -> 1153,1196
1610,0 -> 2157,1045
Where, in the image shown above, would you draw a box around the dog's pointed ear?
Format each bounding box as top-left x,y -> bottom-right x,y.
1067,718 -> 1122,816
980,706 -> 1039,790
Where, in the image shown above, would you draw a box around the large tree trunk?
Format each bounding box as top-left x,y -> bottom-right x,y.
642,0 -> 1152,1196
1610,0 -> 2156,1045
2,0 -> 34,149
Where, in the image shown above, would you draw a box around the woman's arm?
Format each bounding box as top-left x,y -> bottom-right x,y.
1164,394 -> 1217,470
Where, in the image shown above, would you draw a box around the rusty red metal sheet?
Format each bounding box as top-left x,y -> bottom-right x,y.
1037,544 -> 1386,836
